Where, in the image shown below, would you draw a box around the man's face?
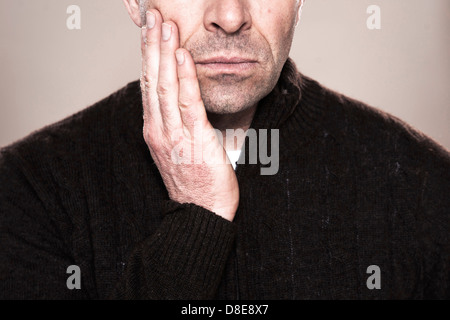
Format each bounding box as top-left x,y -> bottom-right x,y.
144,0 -> 301,114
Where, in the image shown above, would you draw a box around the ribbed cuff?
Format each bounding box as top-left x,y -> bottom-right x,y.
143,200 -> 236,296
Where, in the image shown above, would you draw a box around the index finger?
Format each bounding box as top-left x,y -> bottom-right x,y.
141,10 -> 163,128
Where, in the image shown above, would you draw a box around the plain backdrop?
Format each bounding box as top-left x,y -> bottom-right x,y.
1,0 -> 449,149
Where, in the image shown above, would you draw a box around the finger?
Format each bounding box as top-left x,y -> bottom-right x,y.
157,21 -> 182,131
141,10 -> 163,127
175,48 -> 209,134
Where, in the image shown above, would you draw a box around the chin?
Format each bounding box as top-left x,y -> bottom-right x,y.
202,96 -> 257,115
200,83 -> 272,115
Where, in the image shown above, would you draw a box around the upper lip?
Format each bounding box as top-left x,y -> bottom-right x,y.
196,56 -> 257,64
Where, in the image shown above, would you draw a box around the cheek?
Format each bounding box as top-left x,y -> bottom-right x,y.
153,3 -> 201,46
263,12 -> 296,60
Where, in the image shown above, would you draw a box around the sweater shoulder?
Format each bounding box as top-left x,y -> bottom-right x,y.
312,81 -> 450,171
0,81 -> 141,162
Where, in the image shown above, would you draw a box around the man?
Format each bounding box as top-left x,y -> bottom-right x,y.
0,0 -> 449,299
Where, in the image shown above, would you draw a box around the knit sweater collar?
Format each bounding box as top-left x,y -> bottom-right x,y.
242,58 -> 326,161
249,57 -> 303,131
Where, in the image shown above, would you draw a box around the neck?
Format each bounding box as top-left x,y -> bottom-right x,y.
207,104 -> 257,152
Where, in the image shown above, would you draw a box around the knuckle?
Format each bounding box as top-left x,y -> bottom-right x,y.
181,113 -> 197,127
146,36 -> 159,47
156,81 -> 173,97
142,72 -> 151,86
143,125 -> 158,146
140,79 -> 147,94
179,95 -> 202,109
142,128 -> 152,145
141,36 -> 147,50
149,143 -> 162,154
178,71 -> 195,81
140,77 -> 151,94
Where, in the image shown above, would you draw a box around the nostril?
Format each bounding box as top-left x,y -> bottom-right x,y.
204,3 -> 252,35
209,21 -> 250,37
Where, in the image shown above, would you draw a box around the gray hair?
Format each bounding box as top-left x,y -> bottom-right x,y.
140,0 -> 147,25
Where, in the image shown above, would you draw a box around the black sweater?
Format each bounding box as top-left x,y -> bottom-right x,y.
1,59 -> 449,299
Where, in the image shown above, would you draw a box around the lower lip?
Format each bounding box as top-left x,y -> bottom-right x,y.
197,62 -> 257,73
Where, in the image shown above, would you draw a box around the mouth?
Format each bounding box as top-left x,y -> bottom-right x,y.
195,56 -> 258,74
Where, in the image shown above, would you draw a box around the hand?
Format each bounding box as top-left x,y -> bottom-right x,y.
140,10 -> 239,222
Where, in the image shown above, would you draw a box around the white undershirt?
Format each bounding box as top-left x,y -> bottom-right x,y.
225,149 -> 242,170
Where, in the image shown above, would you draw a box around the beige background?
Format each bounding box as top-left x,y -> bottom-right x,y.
1,0 -> 449,149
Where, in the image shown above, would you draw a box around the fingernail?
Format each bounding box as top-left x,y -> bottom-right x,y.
162,23 -> 172,41
175,50 -> 185,65
146,11 -> 155,29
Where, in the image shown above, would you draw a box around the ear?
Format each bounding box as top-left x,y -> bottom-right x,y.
122,0 -> 143,27
295,0 -> 305,26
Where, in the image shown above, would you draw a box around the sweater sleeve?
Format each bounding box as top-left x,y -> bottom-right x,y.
0,150 -> 88,299
0,148 -> 236,299
418,147 -> 450,299
109,200 -> 236,299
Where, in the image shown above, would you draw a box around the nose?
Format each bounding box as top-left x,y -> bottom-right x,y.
204,0 -> 252,35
